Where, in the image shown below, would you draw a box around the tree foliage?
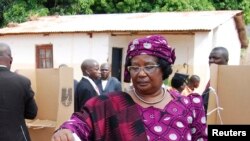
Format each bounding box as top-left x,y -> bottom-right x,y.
0,0 -> 249,27
210,0 -> 250,25
2,0 -> 48,26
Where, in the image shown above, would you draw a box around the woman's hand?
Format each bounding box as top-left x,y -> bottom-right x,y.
51,129 -> 74,141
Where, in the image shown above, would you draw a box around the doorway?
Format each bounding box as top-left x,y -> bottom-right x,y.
111,48 -> 123,81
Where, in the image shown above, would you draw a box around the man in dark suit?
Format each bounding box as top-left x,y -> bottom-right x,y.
74,59 -> 100,112
96,63 -> 122,95
0,43 -> 38,141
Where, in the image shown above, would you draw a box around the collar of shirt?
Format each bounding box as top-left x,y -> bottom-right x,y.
101,80 -> 108,90
0,65 -> 7,68
82,76 -> 100,95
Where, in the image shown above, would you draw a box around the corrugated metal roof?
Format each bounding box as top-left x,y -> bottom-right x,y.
0,10 -> 243,35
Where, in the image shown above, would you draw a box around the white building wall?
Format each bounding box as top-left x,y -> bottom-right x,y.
1,34 -> 40,69
0,33 -> 110,80
72,33 -> 110,80
213,18 -> 241,65
167,34 -> 194,65
0,29 -> 241,92
193,32 -> 214,94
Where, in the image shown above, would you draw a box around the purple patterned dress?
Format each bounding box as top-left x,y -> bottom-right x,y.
60,91 -> 207,141
137,91 -> 207,141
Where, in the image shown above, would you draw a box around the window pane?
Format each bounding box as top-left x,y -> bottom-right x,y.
46,59 -> 52,68
36,44 -> 53,68
46,49 -> 52,58
40,59 -> 46,68
40,49 -> 45,58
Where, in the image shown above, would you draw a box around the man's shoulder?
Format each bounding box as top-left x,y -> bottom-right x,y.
9,72 -> 30,82
110,77 -> 120,83
95,78 -> 102,84
78,78 -> 92,86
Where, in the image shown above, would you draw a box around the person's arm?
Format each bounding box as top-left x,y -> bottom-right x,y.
51,112 -> 92,141
189,93 -> 208,141
202,88 -> 210,115
51,129 -> 75,141
24,78 -> 38,119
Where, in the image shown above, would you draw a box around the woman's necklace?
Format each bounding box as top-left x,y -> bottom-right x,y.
133,88 -> 166,105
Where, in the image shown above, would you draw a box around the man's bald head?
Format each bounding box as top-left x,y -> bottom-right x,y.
0,43 -> 11,56
209,47 -> 229,65
81,59 -> 100,80
0,43 -> 12,69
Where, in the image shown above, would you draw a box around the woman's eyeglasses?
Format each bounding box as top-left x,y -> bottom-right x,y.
127,65 -> 159,74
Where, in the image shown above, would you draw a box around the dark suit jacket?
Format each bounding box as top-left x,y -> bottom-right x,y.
202,80 -> 210,116
0,67 -> 38,141
96,77 -> 122,95
74,77 -> 98,112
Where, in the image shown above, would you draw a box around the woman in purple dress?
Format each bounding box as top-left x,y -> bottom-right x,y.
51,35 -> 207,141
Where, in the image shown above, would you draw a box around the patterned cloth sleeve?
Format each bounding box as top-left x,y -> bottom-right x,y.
58,92 -> 148,141
60,112 -> 92,140
188,93 -> 208,141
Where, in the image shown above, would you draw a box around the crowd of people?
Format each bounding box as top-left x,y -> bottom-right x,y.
0,35 -> 230,141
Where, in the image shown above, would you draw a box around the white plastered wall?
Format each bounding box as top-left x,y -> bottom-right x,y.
0,33 -> 110,81
213,18 -> 241,65
193,32 -> 214,94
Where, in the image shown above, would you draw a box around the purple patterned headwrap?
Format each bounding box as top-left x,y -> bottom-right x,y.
124,35 -> 176,82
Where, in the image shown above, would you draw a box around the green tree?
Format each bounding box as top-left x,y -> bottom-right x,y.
0,0 -> 15,27
44,0 -> 94,15
3,0 -> 48,26
91,0 -> 214,13
91,0 -> 142,13
0,0 -> 250,27
210,0 -> 250,23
